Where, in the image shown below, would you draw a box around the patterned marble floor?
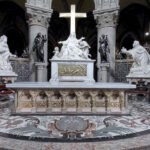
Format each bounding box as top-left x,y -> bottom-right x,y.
0,95 -> 150,143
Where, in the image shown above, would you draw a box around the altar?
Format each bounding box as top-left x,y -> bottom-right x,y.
7,82 -> 135,114
6,4 -> 136,115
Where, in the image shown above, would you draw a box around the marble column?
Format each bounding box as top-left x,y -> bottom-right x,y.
25,0 -> 53,82
93,0 -> 120,82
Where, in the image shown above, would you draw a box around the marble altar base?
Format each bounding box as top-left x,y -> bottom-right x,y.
50,59 -> 95,83
6,82 -> 136,115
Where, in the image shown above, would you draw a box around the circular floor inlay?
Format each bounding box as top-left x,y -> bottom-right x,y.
55,116 -> 88,132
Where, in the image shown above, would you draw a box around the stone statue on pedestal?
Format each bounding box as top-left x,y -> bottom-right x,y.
33,33 -> 47,62
0,35 -> 16,71
121,41 -> 150,77
99,34 -> 110,63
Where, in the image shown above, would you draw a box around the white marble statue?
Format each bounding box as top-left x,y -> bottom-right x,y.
0,35 -> 16,71
121,41 -> 150,76
52,33 -> 91,60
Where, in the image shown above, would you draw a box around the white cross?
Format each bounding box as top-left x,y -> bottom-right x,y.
60,5 -> 87,34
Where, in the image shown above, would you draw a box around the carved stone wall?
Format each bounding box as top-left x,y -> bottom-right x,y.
14,89 -> 127,114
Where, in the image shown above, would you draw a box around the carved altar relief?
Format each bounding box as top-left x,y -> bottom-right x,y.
50,92 -> 62,112
35,91 -> 48,112
14,88 -> 128,114
93,92 -> 106,112
77,92 -> 92,112
107,91 -> 124,113
58,64 -> 87,76
45,91 -> 54,111
17,90 -> 33,112
65,93 -> 77,112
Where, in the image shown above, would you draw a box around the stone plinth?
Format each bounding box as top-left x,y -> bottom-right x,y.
127,76 -> 150,102
127,76 -> 150,85
6,82 -> 136,115
0,72 -> 17,83
100,63 -> 110,82
50,59 -> 95,83
35,62 -> 48,82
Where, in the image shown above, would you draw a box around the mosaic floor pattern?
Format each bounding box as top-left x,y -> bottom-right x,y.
0,97 -> 150,142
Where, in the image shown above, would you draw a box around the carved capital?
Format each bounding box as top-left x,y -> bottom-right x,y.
26,0 -> 52,10
94,0 -> 119,11
94,10 -> 119,28
26,6 -> 53,28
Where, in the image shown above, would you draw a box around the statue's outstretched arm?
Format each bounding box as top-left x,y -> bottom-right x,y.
58,41 -> 63,44
121,47 -> 133,57
9,52 -> 17,58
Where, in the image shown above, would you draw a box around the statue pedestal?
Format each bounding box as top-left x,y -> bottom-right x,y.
50,59 -> 95,83
0,71 -> 18,83
100,63 -> 110,82
35,62 -> 48,82
127,76 -> 150,102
